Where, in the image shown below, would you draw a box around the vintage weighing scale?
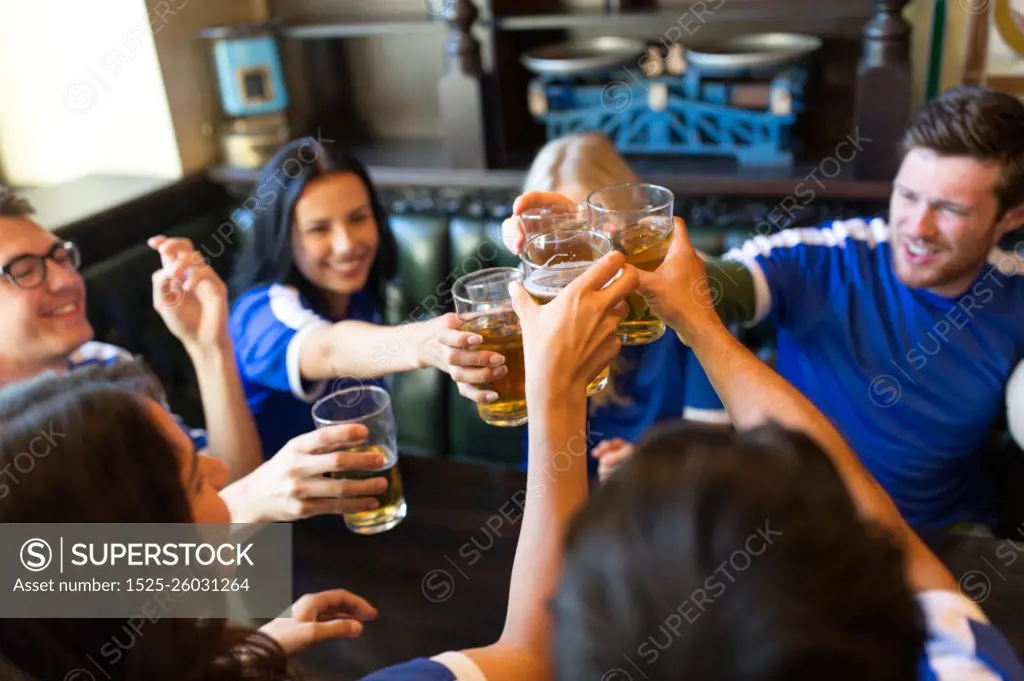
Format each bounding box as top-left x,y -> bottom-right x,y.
523,33 -> 821,167
200,20 -> 291,169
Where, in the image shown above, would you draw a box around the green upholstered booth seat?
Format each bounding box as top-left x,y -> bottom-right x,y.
81,208 -> 527,466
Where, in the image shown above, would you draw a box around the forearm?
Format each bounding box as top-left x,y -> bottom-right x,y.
701,257 -> 757,325
188,342 -> 263,480
687,321 -> 956,592
299,321 -> 426,381
500,385 -> 590,652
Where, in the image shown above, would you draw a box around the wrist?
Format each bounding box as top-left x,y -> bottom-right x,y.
220,479 -> 264,524
184,335 -> 233,361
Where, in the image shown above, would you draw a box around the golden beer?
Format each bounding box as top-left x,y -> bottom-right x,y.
610,218 -> 672,345
460,311 -> 527,426
331,444 -> 407,535
523,263 -> 610,395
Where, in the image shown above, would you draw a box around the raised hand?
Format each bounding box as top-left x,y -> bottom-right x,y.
148,236 -> 229,350
592,437 -> 635,484
260,589 -> 378,655
634,217 -> 724,345
500,191 -> 579,255
509,250 -> 636,395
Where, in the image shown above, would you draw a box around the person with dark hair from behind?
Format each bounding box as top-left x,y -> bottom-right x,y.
506,85 -> 1024,535
229,138 -> 505,459
549,217 -> 1024,681
0,359 -> 388,681
0,248 -> 637,681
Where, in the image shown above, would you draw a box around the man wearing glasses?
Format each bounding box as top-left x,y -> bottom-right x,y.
0,186 -> 264,481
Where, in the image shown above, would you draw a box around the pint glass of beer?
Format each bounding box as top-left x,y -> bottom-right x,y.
519,204 -> 588,241
311,386 -> 407,535
588,183 -> 674,346
521,229 -> 614,396
452,267 -> 528,427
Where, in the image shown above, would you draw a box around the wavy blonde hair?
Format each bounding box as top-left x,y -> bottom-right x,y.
522,133 -> 640,411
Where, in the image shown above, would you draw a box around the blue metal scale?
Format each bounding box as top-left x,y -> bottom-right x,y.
528,62 -> 808,167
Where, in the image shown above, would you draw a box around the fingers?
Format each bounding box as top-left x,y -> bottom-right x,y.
289,497 -> 380,520
501,215 -> 525,255
573,250 -> 627,293
592,437 -> 629,458
435,326 -> 484,349
507,280 -> 539,321
449,364 -> 507,384
437,343 -> 505,370
457,381 -> 499,404
512,191 -> 578,216
286,424 -> 370,456
600,265 -> 639,308
301,588 -> 379,621
297,475 -> 388,500
307,619 -> 366,642
303,450 -> 388,477
150,237 -> 201,271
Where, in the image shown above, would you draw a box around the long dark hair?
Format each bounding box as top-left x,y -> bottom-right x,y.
230,138 -> 398,317
553,422 -> 926,681
0,363 -> 293,681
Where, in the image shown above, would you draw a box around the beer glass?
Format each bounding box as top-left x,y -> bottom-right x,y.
311,386 -> 406,535
520,229 -> 613,396
588,183 -> 674,345
452,267 -> 528,427
519,204 -> 588,241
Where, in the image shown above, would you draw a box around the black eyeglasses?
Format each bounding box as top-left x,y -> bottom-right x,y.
0,241 -> 82,289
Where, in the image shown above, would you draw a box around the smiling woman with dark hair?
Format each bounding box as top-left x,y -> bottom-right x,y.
229,139 -> 504,457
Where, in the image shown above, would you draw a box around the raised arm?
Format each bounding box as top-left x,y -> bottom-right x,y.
149,237 -> 263,480
637,218 -> 957,595
457,253 -> 635,681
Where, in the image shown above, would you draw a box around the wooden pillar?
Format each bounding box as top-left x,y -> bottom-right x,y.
439,0 -> 488,169
852,0 -> 912,181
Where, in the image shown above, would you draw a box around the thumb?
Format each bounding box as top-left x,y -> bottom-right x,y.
664,217 -> 694,262
508,281 -> 537,321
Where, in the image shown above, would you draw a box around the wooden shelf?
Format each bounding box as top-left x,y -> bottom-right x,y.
490,2 -> 873,31
206,139 -> 892,200
280,17 -> 446,39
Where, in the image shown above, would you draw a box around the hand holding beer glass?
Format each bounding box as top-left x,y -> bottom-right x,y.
587,183 -> 675,345
452,268 -> 528,427
521,229 -> 615,395
311,386 -> 407,534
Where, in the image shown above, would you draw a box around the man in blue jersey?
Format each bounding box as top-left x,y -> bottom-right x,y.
0,187 -> 384,524
347,223 -> 1024,681
504,86 -> 1024,533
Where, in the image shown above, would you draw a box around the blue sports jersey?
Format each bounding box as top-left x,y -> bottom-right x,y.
229,284 -> 380,457
724,218 -> 1024,530
518,332 -> 728,474
67,342 -> 209,452
360,592 -> 1023,680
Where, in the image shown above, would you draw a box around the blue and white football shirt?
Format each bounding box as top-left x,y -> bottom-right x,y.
67,341 -> 209,452
723,218 -> 1024,530
229,283 -> 380,457
358,592 -> 1023,680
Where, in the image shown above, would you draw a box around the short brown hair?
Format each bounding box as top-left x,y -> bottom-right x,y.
901,86 -> 1024,218
0,184 -> 33,217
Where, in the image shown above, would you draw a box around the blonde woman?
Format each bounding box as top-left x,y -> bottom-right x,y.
507,133 -> 729,480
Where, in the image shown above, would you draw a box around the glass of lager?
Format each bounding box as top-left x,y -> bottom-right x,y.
588,183 -> 674,346
452,267 -> 528,427
520,229 -> 614,396
311,386 -> 406,535
519,204 -> 588,240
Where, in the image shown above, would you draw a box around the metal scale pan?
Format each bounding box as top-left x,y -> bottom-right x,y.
520,36 -> 647,76
684,33 -> 822,76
